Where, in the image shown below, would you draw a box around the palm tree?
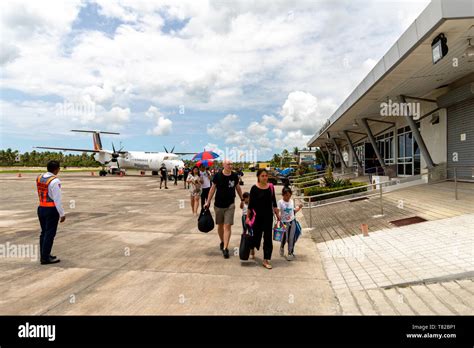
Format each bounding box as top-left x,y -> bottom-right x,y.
293,147 -> 300,163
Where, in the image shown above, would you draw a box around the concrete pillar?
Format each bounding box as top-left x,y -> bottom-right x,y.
331,138 -> 348,168
343,130 -> 362,168
324,143 -> 333,169
318,147 -> 328,167
400,95 -> 436,169
360,118 -> 387,171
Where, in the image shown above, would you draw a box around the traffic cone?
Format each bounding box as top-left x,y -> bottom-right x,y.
91,171 -> 95,176
17,173 -> 22,178
119,171 -> 124,177
361,224 -> 369,237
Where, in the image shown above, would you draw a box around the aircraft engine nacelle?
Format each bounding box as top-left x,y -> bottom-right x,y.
94,151 -> 112,165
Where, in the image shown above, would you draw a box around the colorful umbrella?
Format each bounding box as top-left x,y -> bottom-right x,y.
192,150 -> 219,161
196,159 -> 214,167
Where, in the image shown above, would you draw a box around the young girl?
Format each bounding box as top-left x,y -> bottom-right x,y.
278,186 -> 303,261
187,166 -> 202,216
240,192 -> 250,234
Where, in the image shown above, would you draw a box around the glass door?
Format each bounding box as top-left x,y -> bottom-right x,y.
353,143 -> 364,172
397,125 -> 420,176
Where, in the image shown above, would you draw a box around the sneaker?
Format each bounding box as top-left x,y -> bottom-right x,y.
279,247 -> 284,257
286,253 -> 295,261
223,248 -> 230,259
219,242 -> 224,250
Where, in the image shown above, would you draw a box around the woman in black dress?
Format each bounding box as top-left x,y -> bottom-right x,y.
247,169 -> 280,269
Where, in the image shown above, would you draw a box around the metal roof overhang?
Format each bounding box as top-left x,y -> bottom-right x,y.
308,0 -> 474,148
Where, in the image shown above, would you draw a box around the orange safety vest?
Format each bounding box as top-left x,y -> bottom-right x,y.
36,174 -> 56,207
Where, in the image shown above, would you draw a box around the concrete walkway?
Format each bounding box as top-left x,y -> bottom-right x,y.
303,179 -> 474,315
0,173 -> 337,315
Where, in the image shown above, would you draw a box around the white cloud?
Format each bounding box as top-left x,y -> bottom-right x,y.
146,106 -> 173,136
97,106 -> 131,128
148,116 -> 173,136
1,0 -> 431,112
279,91 -> 336,135
0,99 -> 130,138
1,0 -> 432,155
206,114 -> 239,138
247,121 -> 268,136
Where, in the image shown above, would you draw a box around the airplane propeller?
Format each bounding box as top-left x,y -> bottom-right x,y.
164,146 -> 176,153
111,142 -> 124,169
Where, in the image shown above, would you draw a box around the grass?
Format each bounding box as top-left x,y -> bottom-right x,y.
303,182 -> 368,202
0,168 -> 101,174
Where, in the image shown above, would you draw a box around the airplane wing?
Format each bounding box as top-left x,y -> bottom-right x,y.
173,152 -> 196,156
34,146 -> 101,153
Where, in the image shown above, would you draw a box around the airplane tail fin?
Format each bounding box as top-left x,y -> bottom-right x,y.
71,130 -> 119,151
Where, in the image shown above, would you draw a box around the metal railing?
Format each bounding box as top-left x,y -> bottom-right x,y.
293,180 -> 390,228
296,165 -> 474,227
288,170 -> 326,182
425,165 -> 474,200
291,173 -> 359,193
294,173 -> 436,227
290,165 -> 383,192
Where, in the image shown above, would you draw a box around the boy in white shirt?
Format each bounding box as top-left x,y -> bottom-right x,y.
277,186 -> 302,261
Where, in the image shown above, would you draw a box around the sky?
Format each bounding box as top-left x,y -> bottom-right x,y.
0,0 -> 431,160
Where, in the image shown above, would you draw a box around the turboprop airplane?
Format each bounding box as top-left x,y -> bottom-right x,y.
35,130 -> 194,176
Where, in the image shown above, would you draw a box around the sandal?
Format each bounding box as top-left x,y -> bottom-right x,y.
250,249 -> 255,260
262,260 -> 272,269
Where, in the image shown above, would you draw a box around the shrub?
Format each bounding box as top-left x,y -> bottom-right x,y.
303,182 -> 367,202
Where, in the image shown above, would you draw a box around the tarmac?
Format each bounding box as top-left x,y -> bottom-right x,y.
0,172 -> 338,315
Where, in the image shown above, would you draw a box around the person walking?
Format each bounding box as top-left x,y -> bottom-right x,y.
187,166 -> 202,216
159,163 -> 168,189
247,168 -> 279,269
278,186 -> 303,261
199,165 -> 211,208
36,160 -> 66,265
183,165 -> 191,189
205,159 -> 244,259
173,166 -> 179,186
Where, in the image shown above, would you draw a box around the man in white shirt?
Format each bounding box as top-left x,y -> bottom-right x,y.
36,160 -> 66,264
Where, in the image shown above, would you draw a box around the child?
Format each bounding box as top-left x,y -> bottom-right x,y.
278,186 -> 303,261
240,192 -> 250,234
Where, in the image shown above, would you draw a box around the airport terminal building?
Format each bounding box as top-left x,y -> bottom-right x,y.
308,0 -> 474,181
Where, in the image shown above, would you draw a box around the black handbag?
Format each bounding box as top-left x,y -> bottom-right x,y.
198,207 -> 214,233
239,219 -> 254,261
239,233 -> 252,260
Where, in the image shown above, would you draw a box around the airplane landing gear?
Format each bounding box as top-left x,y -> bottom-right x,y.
152,171 -> 159,176
99,168 -> 108,176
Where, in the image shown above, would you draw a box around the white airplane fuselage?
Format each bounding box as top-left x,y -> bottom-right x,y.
95,151 -> 185,172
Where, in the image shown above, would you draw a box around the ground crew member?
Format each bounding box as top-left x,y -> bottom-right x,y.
173,166 -> 179,186
36,160 -> 65,264
159,163 -> 168,189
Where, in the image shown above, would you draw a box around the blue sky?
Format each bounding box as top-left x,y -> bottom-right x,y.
0,0 -> 430,160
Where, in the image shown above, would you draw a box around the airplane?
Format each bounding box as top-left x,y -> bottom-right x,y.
35,130 -> 195,176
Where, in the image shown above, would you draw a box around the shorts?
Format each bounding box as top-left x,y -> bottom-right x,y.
214,203 -> 235,225
190,188 -> 202,197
